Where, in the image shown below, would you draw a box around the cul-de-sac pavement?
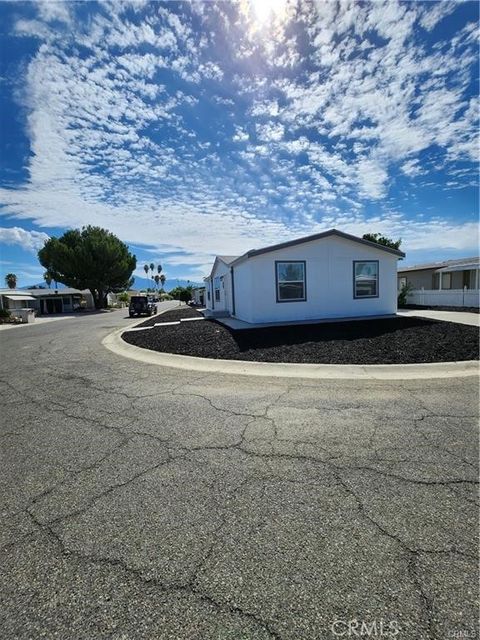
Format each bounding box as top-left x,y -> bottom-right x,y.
1,305 -> 478,640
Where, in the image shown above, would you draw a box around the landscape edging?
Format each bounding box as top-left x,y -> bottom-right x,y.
103,324 -> 479,380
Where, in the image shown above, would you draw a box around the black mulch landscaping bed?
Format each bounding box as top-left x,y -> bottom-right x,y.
122,312 -> 479,364
135,306 -> 203,328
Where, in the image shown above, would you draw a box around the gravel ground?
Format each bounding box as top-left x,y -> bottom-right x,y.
122,311 -> 479,364
135,306 -> 202,327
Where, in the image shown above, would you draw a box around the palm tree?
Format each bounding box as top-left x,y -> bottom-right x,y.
154,274 -> 160,289
157,264 -> 162,275
43,271 -> 52,288
149,263 -> 155,280
5,273 -> 17,289
143,264 -> 149,280
160,274 -> 166,290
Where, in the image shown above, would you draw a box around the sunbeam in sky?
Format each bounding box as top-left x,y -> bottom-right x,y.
250,0 -> 289,25
0,0 -> 478,287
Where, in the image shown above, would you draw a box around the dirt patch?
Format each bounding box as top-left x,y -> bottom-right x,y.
122,315 -> 479,364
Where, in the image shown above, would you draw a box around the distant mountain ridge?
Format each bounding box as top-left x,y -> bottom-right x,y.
23,276 -> 202,292
21,282 -> 67,290
130,276 -> 203,291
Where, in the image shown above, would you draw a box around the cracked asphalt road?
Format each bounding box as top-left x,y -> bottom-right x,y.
1,306 -> 478,640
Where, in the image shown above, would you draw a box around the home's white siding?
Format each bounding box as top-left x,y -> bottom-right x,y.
231,235 -> 399,324
204,278 -> 213,310
206,259 -> 232,313
232,260 -> 254,322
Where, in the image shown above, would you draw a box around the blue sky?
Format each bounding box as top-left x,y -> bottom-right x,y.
0,0 -> 478,287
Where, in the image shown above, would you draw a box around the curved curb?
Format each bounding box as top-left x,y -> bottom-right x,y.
102,325 -> 479,380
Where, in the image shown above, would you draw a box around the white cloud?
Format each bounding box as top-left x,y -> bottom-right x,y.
232,126 -> 249,142
256,122 -> 285,142
1,0 -> 478,275
419,1 -> 458,31
36,0 -> 71,24
400,158 -> 422,178
0,227 -> 50,252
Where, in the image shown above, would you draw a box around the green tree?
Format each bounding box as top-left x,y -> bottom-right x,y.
154,274 -> 160,289
160,274 -> 166,290
362,233 -> 402,251
169,285 -> 192,303
43,271 -> 53,288
149,262 -> 155,279
38,226 -> 136,309
143,264 -> 149,279
4,273 -> 17,289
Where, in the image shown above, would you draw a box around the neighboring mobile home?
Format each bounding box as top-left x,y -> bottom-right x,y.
0,288 -> 94,315
398,257 -> 480,308
204,230 -> 405,325
191,286 -> 206,306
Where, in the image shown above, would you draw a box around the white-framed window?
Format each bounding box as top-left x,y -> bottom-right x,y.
276,261 -> 306,302
214,276 -> 221,301
354,261 -> 379,298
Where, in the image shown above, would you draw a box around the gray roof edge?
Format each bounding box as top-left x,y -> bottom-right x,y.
231,229 -> 404,265
1,287 -> 88,296
207,254 -> 237,279
217,255 -> 239,265
398,256 -> 479,273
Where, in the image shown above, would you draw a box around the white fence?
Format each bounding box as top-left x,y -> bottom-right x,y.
407,288 -> 479,308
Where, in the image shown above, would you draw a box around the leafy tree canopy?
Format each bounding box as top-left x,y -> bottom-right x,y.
38,226 -> 136,308
362,233 -> 402,251
169,286 -> 192,303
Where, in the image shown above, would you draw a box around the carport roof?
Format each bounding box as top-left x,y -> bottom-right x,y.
435,262 -> 480,273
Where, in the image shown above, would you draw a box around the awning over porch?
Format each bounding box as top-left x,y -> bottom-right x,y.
5,294 -> 36,301
435,263 -> 479,273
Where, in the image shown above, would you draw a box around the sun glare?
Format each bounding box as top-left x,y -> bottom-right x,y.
251,0 -> 288,25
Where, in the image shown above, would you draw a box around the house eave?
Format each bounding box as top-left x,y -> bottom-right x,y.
230,229 -> 405,266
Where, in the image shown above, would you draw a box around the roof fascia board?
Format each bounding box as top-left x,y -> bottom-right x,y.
231,229 -> 404,265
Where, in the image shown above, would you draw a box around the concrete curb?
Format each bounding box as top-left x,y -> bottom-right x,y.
102,324 -> 479,380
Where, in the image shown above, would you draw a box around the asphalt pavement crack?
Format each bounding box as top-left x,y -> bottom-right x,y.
22,512 -> 282,639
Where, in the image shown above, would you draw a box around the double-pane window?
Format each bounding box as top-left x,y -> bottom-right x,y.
276,261 -> 306,302
354,261 -> 378,298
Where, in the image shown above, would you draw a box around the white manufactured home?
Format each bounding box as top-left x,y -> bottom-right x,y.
204,230 -> 405,325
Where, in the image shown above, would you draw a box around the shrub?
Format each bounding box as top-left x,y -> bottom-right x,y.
0,308 -> 11,318
117,292 -> 129,303
160,293 -> 173,301
398,283 -> 413,306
